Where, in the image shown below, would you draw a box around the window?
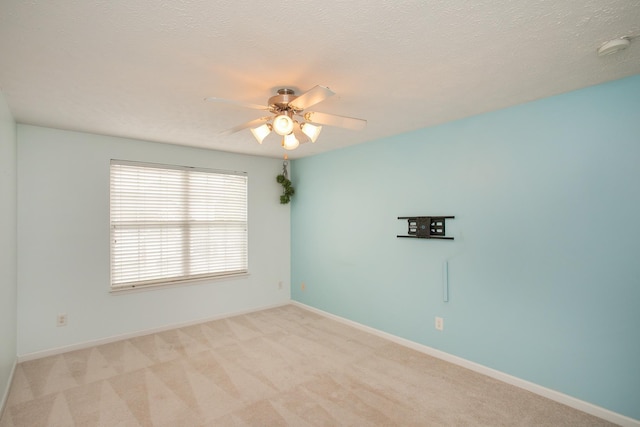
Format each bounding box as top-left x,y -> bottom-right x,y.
110,160 -> 248,291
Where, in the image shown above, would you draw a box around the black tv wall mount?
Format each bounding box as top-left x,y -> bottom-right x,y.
397,216 -> 455,240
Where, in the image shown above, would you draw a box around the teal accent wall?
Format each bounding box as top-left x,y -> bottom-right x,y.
291,74 -> 640,420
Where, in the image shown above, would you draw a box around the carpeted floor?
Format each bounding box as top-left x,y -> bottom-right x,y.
0,304 -> 614,426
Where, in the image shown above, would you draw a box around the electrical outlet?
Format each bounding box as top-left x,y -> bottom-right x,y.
435,316 -> 443,331
57,313 -> 68,327
278,281 -> 283,290
301,282 -> 306,291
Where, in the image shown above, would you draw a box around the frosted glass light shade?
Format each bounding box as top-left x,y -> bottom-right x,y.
301,122 -> 322,143
282,133 -> 300,150
250,123 -> 271,144
272,114 -> 294,135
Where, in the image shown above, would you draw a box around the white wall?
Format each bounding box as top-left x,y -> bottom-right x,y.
17,125 -> 291,356
0,91 -> 17,410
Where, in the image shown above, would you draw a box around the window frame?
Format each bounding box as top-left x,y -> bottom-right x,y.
109,159 -> 249,292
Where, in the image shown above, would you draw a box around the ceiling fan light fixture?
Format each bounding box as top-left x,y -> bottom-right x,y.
282,133 -> 300,150
272,114 -> 294,136
301,122 -> 322,143
250,123 -> 272,144
208,84 -> 366,152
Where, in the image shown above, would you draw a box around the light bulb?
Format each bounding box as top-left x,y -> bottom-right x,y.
250,123 -> 271,144
301,122 -> 322,143
282,133 -> 299,150
272,114 -> 294,136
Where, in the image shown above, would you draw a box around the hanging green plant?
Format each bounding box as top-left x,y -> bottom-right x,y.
277,161 -> 295,204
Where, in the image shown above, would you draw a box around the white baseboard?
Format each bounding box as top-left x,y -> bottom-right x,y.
17,302 -> 288,363
291,301 -> 639,427
0,358 -> 17,422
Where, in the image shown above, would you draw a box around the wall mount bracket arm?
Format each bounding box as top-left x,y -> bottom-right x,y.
397,216 -> 455,240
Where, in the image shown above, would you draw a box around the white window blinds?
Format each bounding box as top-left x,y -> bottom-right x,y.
110,160 -> 248,291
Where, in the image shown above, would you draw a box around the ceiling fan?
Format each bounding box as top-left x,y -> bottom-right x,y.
205,85 -> 366,150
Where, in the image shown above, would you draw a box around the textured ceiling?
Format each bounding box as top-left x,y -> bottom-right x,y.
0,0 -> 639,159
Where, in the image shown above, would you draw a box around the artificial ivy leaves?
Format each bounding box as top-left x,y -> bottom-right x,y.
276,161 -> 295,204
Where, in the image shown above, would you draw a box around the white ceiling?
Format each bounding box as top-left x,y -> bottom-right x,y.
0,1 -> 638,159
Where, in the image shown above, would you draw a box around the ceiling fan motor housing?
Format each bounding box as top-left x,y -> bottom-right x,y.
268,88 -> 299,112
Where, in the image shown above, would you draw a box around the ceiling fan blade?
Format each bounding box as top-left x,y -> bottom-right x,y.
303,111 -> 367,131
292,122 -> 311,144
205,97 -> 270,111
221,116 -> 270,135
288,85 -> 335,111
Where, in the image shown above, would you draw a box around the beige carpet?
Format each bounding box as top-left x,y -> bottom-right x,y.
0,304 -> 614,426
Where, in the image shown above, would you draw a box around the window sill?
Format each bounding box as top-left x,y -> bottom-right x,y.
109,272 -> 250,295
